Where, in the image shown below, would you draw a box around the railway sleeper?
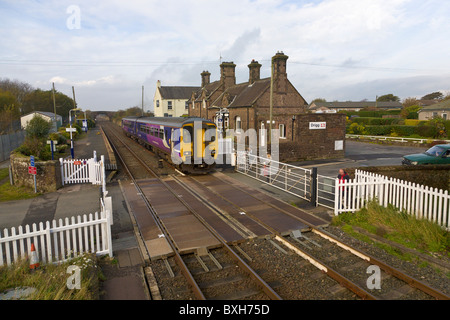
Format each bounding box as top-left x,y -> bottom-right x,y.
195,247 -> 223,273
290,230 -> 322,249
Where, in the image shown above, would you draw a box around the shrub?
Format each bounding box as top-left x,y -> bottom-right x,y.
404,119 -> 421,126
416,125 -> 438,138
347,122 -> 367,135
25,115 -> 52,139
365,125 -> 393,136
390,125 -> 416,137
352,117 -> 400,125
48,132 -> 68,145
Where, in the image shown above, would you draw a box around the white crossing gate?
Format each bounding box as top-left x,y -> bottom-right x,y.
60,155 -> 105,186
236,151 -> 312,201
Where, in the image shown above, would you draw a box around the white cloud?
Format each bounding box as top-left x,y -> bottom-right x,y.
0,0 -> 449,110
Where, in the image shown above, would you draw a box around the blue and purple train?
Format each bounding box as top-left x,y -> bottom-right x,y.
121,116 -> 218,173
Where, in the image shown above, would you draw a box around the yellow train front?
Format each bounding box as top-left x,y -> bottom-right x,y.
122,116 -> 218,174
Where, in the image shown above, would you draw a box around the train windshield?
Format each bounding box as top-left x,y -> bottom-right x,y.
183,126 -> 193,143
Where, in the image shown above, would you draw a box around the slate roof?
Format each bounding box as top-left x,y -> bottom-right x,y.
418,99 -> 450,112
193,81 -> 222,102
22,111 -> 62,119
211,78 -> 271,108
159,86 -> 200,100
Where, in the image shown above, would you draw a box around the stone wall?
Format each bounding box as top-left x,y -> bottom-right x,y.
278,113 -> 346,162
344,164 -> 450,191
10,153 -> 62,193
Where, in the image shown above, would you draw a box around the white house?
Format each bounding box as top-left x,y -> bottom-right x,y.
21,111 -> 62,132
418,99 -> 450,121
153,80 -> 200,117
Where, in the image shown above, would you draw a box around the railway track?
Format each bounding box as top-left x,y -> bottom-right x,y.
101,122 -> 449,300
100,122 -> 281,300
180,173 -> 449,300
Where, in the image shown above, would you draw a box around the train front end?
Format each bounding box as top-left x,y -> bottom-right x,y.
179,119 -> 217,173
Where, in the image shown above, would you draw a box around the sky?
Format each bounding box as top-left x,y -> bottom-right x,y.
0,0 -> 449,112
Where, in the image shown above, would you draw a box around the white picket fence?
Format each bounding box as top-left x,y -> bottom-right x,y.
0,151 -> 113,267
334,169 -> 450,229
60,155 -> 105,186
0,209 -> 112,267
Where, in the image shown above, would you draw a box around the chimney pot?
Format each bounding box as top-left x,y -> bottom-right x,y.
271,51 -> 289,94
248,59 -> 262,85
201,70 -> 211,87
220,61 -> 236,89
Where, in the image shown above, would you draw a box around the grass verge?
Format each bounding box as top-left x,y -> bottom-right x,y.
332,201 -> 450,257
0,168 -> 41,202
0,253 -> 101,300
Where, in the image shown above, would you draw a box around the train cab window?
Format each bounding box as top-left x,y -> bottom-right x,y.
183,126 -> 193,143
159,128 -> 164,139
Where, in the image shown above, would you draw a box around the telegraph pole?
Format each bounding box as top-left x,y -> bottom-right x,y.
142,85 -> 144,116
269,57 -> 274,146
70,86 -> 77,159
72,86 -> 77,109
52,82 -> 57,131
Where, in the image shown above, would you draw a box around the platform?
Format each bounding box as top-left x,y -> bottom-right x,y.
121,180 -> 173,259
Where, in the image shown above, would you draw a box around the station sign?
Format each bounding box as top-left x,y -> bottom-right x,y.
28,166 -> 37,175
73,160 -> 82,165
309,122 -> 326,130
66,127 -> 77,132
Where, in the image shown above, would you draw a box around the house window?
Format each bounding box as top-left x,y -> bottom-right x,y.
279,124 -> 286,139
168,101 -> 172,110
235,116 -> 241,132
432,112 -> 438,118
185,101 -> 189,110
156,100 -> 160,108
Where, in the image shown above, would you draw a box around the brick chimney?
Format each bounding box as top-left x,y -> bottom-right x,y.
220,61 -> 236,90
248,59 -> 262,85
201,70 -> 211,87
272,51 -> 288,94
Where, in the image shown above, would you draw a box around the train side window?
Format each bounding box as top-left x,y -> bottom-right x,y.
159,128 -> 164,139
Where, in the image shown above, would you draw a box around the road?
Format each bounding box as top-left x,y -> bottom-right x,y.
290,140 -> 427,178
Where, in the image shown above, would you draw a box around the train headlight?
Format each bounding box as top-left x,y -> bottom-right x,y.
183,151 -> 192,156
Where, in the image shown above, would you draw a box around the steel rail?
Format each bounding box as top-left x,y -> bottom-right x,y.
209,174 -> 450,300
102,123 -> 281,300
171,175 -> 282,300
185,174 -> 379,300
100,124 -> 206,300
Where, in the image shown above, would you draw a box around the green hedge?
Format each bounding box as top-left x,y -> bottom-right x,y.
343,110 -> 402,118
352,117 -> 401,125
363,125 -> 439,138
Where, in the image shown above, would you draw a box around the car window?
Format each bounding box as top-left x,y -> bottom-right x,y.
425,146 -> 444,157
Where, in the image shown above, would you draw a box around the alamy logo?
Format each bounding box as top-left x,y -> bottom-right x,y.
170,121 -> 281,166
66,265 -> 81,289
66,5 -> 81,30
366,265 -> 381,290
